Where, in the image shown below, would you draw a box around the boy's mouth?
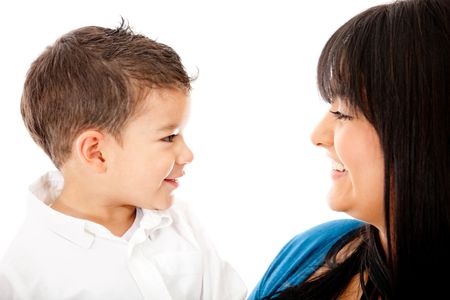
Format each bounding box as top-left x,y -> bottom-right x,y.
164,178 -> 179,188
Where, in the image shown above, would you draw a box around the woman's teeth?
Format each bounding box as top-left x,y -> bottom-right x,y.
332,161 -> 346,172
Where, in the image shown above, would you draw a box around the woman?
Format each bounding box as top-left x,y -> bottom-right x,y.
248,0 -> 450,299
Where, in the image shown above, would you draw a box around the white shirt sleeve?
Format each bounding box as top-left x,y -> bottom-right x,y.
0,260 -> 31,300
0,272 -> 14,300
170,201 -> 248,300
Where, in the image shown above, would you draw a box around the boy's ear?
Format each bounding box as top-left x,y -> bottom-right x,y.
74,130 -> 107,173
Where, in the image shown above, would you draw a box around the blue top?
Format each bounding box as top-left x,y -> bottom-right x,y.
248,219 -> 364,300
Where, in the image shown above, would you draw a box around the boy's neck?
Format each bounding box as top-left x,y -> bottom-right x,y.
51,187 -> 137,238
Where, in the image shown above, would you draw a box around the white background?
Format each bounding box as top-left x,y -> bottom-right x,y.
0,0 -> 387,293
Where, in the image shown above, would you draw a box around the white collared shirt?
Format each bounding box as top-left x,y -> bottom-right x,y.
0,172 -> 247,300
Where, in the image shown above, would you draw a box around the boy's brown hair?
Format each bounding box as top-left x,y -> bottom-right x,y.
21,20 -> 192,168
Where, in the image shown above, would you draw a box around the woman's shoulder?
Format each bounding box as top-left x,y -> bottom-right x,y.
289,219 -> 364,247
271,219 -> 364,269
248,219 -> 364,300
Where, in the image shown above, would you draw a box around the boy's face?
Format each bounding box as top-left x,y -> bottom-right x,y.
105,88 -> 193,210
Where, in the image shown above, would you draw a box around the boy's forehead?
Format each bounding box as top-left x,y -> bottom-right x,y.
145,88 -> 189,104
137,88 -> 190,128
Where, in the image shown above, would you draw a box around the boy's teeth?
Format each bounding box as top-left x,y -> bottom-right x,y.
332,161 -> 346,172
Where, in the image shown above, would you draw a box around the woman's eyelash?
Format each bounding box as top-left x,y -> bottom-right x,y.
330,110 -> 354,121
162,134 -> 177,142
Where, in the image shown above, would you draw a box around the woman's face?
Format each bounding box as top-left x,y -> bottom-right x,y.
311,98 -> 385,230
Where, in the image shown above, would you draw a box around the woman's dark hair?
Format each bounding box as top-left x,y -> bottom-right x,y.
269,0 -> 450,299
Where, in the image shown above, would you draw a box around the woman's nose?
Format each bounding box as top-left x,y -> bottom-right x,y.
310,113 -> 333,148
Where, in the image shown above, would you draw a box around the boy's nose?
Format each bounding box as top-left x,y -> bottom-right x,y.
181,146 -> 194,165
177,136 -> 194,165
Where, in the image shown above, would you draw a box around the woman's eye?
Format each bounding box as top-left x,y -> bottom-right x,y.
330,110 -> 354,121
162,134 -> 177,142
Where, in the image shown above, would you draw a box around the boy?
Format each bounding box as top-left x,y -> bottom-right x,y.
0,22 -> 247,299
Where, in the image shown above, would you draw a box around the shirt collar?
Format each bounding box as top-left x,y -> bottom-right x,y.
140,208 -> 173,237
27,171 -> 173,249
127,209 -> 173,257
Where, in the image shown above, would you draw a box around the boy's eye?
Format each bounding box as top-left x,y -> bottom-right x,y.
162,134 -> 177,142
329,110 -> 354,121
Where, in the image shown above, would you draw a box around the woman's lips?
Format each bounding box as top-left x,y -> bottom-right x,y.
331,169 -> 347,180
330,160 -> 347,180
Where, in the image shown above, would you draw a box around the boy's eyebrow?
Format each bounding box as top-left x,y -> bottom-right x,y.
158,124 -> 180,131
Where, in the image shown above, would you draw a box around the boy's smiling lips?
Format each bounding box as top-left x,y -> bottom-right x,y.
164,172 -> 184,188
164,178 -> 179,188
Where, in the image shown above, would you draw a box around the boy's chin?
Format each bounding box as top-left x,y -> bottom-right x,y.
141,197 -> 174,211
